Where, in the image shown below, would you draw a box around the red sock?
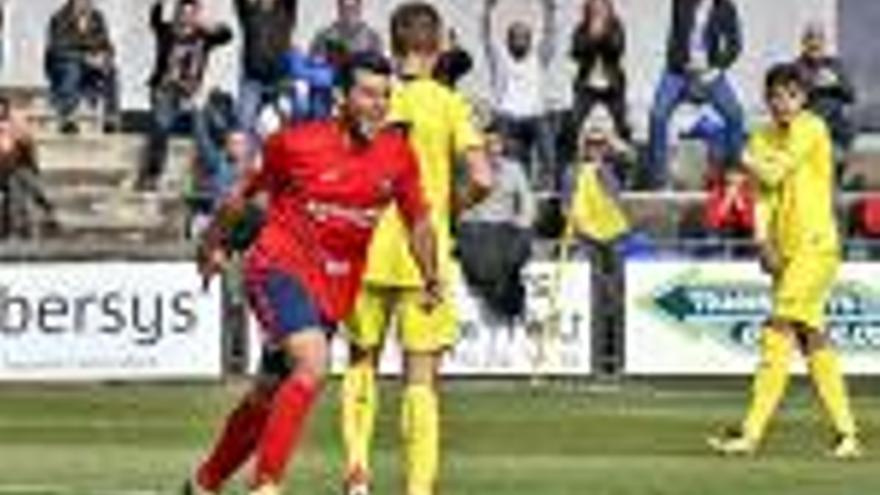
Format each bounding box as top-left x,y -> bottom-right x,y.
253,374 -> 320,487
196,394 -> 272,491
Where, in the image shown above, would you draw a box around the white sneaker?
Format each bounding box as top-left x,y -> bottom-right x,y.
707,428 -> 758,456
830,434 -> 863,460
250,483 -> 281,495
344,467 -> 371,495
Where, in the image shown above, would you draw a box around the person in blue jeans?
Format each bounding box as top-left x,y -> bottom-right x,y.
44,0 -> 120,134
646,0 -> 745,189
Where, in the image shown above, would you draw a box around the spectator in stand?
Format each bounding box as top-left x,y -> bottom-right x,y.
481,0 -> 559,191
310,0 -> 382,68
794,22 -> 856,176
702,167 -> 754,256
646,0 -> 745,189
569,0 -> 630,143
562,105 -> 632,249
458,121 -> 535,321
44,0 -> 120,134
233,0 -> 298,139
0,97 -> 59,239
137,0 -> 232,191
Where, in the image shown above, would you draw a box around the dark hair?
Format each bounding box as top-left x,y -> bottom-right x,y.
390,2 -> 442,58
335,51 -> 393,93
765,63 -> 807,93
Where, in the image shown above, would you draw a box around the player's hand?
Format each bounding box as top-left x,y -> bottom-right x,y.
420,278 -> 444,313
758,243 -> 780,277
197,239 -> 227,292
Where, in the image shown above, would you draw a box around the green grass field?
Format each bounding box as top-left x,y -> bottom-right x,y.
0,379 -> 878,495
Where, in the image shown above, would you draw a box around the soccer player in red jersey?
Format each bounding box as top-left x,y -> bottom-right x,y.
183,52 -> 441,495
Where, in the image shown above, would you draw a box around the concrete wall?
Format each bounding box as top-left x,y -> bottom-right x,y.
1,0 -> 837,134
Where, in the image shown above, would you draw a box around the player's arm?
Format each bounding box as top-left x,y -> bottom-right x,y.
393,136 -> 443,310
197,163 -> 265,287
742,129 -> 797,188
450,93 -> 493,217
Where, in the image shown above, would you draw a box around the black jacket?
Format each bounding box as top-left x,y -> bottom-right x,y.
148,2 -> 233,95
666,0 -> 741,74
570,17 -> 626,94
46,4 -> 114,60
234,0 -> 298,83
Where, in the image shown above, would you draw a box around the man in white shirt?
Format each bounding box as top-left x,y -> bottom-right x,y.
482,0 -> 559,191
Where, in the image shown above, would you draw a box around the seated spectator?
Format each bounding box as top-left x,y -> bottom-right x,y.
0,97 -> 59,239
234,0 -> 298,139
137,0 -> 232,191
44,0 -> 119,134
458,122 -> 535,321
646,0 -> 745,189
794,22 -> 856,175
309,0 -> 382,69
481,0 -> 560,191
702,167 -> 754,256
569,0 -> 630,142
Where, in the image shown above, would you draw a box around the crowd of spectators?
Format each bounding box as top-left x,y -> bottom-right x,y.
0,0 -> 877,295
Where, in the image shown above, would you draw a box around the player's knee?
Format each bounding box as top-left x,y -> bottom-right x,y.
403,352 -> 441,387
349,344 -> 380,369
795,327 -> 828,355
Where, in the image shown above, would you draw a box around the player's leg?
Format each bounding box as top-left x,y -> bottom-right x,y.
797,328 -> 861,458
341,287 -> 395,494
191,372 -> 278,493
784,255 -> 860,457
398,290 -> 457,495
708,318 -> 796,455
250,328 -> 327,493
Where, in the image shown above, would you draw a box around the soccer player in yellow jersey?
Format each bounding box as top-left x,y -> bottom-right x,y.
708,63 -> 862,458
340,3 -> 493,495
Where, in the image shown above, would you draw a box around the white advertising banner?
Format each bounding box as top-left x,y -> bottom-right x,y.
249,261 -> 593,376
0,262 -> 223,381
625,261 -> 880,375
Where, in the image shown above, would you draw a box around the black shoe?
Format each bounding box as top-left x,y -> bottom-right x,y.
60,119 -> 80,135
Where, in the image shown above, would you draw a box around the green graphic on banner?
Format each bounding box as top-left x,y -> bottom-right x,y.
642,269 -> 880,352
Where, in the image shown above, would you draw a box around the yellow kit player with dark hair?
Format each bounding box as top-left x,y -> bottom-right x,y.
708,63 -> 862,458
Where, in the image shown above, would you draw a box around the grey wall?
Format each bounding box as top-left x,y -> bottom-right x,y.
1,0 -> 837,135
840,0 -> 880,130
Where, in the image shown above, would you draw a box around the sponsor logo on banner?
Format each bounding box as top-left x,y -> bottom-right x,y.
626,261 -> 880,375
248,261 -> 592,376
0,263 -> 223,381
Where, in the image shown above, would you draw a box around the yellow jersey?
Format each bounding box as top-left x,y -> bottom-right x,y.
364,76 -> 482,287
746,111 -> 839,260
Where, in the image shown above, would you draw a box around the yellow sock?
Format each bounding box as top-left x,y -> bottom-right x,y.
401,384 -> 439,495
742,327 -> 795,442
808,346 -> 857,436
341,361 -> 377,476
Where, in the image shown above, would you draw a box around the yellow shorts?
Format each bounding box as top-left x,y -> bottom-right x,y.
772,253 -> 839,330
345,283 -> 458,353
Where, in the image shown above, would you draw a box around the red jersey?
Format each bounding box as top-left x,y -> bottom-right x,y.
247,121 -> 428,321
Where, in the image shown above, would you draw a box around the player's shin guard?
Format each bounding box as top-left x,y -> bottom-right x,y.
342,360 -> 378,476
252,374 -> 320,487
401,384 -> 439,495
742,326 -> 795,442
197,394 -> 272,492
808,346 -> 857,437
